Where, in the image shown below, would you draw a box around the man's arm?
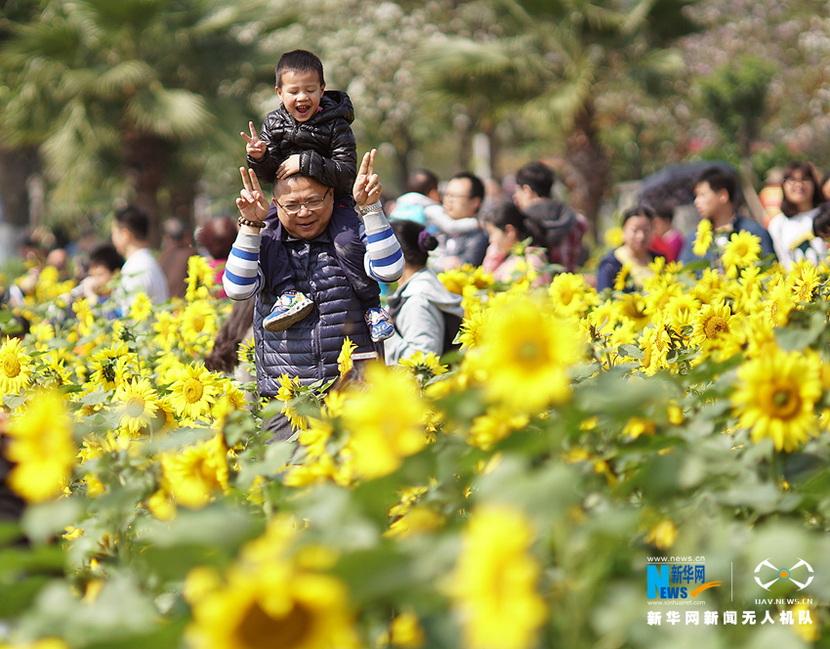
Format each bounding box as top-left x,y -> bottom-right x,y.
361,207 -> 404,283
223,167 -> 269,299
223,230 -> 263,300
352,149 -> 403,282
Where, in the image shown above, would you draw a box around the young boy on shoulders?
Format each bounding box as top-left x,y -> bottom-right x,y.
241,49 -> 393,341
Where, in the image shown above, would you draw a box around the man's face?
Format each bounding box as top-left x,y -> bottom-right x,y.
273,176 -> 334,240
693,182 -> 726,220
111,222 -> 127,255
442,178 -> 481,220
276,69 -> 325,123
512,184 -> 535,210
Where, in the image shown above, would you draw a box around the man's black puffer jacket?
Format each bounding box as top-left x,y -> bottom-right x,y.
248,90 -> 357,196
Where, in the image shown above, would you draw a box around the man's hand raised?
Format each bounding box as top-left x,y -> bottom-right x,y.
236,167 -> 269,225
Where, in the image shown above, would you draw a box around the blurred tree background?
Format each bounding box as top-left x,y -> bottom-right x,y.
2,0 -> 830,249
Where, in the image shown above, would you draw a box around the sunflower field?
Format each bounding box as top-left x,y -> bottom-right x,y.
1,235 -> 830,649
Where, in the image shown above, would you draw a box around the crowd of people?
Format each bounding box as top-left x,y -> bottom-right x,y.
7,48 -> 830,439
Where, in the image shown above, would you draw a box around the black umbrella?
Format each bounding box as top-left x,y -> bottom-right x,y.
637,161 -> 739,210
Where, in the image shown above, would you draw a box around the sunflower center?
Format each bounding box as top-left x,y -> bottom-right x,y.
703,315 -> 729,338
125,397 -> 146,418
183,378 -> 204,403
517,339 -> 541,364
236,600 -> 312,649
2,355 -> 21,377
772,388 -> 800,419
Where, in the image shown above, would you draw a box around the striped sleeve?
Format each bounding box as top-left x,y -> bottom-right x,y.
223,231 -> 263,300
362,208 -> 404,282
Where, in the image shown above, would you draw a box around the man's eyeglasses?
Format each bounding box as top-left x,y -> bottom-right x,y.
443,192 -> 472,201
275,188 -> 331,215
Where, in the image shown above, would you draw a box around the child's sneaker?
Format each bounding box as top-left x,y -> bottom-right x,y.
263,290 -> 314,332
365,306 -> 394,342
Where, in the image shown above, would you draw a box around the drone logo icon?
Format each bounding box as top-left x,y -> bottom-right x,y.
754,558 -> 814,591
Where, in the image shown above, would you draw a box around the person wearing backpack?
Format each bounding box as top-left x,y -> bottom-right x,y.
513,160 -> 588,272
385,219 -> 465,365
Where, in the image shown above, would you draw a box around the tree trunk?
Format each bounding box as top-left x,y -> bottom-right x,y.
562,102 -> 608,238
121,131 -> 171,248
0,146 -> 37,228
0,146 -> 38,262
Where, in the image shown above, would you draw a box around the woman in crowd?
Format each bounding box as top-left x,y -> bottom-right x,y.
648,204 -> 683,262
481,202 -> 549,286
596,205 -> 656,292
385,220 -> 465,365
767,162 -> 827,270
196,215 -> 237,298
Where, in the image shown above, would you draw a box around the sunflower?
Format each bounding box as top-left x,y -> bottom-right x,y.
114,377 -> 159,436
640,318 -> 673,376
664,293 -> 701,333
180,300 -> 218,343
161,434 -> 229,508
615,293 -> 651,330
186,559 -> 358,649
690,268 -> 725,305
764,277 -> 795,327
238,336 -> 256,368
548,272 -> 595,318
456,309 -> 491,350
337,337 -> 356,380
732,347 -> 823,452
585,299 -> 619,334
399,350 -> 448,385
789,260 -> 820,304
5,389 -> 75,503
646,519 -> 678,551
167,363 -> 220,422
37,349 -> 74,389
721,230 -> 761,276
152,311 -> 178,351
186,255 -> 215,302
72,298 -> 95,336
87,342 -> 139,391
643,275 -> 683,315
0,337 -> 33,396
341,362 -> 428,480
129,293 -> 154,323
30,322 -> 55,352
692,218 -> 713,257
445,506 -> 546,649
613,263 -> 631,291
275,375 -> 309,431
468,407 -> 530,450
689,300 -> 742,355
472,297 -> 578,412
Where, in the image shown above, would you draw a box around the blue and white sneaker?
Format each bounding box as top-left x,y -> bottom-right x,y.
365,306 -> 394,342
263,290 -> 314,333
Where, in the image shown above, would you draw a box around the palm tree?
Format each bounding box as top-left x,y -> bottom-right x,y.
418,0 -> 698,229
0,0 -> 289,243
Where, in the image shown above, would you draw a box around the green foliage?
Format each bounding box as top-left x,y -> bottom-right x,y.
696,55 -> 778,156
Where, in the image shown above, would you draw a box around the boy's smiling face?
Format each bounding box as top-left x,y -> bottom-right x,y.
276,68 -> 325,123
